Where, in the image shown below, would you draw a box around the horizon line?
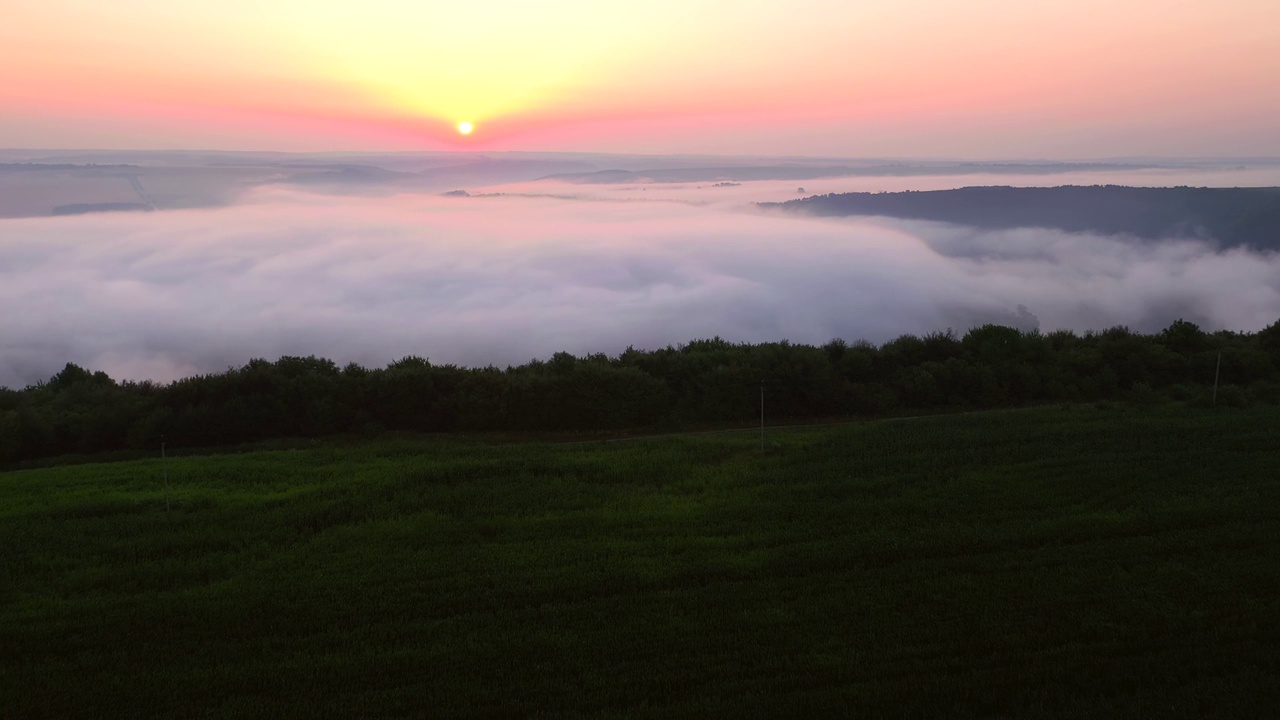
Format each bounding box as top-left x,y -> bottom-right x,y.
4,148 -> 1280,165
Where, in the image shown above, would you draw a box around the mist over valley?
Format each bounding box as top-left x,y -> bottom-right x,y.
2,152 -> 1279,389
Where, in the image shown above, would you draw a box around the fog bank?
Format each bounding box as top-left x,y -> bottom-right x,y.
2,185 -> 1278,388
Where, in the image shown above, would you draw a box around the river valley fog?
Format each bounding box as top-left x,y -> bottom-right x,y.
3,157 -> 1280,388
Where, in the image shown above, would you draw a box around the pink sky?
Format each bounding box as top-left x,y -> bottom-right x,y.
3,0 -> 1279,157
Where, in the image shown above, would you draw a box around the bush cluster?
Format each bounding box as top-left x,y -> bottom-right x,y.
3,319 -> 1279,465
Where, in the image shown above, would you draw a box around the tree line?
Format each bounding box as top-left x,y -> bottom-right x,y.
3,318 -> 1280,467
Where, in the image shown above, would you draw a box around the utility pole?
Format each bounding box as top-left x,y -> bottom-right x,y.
1213,350 -> 1222,405
161,436 -> 171,513
760,382 -> 765,452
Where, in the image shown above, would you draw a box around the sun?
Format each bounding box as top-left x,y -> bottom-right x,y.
457,121 -> 474,135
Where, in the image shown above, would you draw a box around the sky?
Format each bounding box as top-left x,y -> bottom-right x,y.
3,0 -> 1279,157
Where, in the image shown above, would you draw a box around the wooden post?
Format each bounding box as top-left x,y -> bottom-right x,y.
1213,351 -> 1222,405
161,436 -> 171,513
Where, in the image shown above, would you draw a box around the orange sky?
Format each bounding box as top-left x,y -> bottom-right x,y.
3,0 -> 1278,157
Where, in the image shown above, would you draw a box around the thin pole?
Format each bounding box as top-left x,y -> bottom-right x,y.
1212,350 -> 1222,405
760,383 -> 765,452
161,437 -> 171,513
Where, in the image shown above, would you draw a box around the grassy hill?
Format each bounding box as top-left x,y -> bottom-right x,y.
3,405 -> 1279,718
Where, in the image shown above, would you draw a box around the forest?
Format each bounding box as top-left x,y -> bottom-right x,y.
766,185 -> 1280,251
3,318 -> 1279,467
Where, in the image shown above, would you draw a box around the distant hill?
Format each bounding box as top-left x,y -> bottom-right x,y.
545,162 -> 1158,185
50,202 -> 152,216
763,185 -> 1280,251
0,163 -> 141,172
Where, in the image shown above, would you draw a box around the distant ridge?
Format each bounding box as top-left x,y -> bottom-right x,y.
763,185 -> 1280,251
545,162 -> 1158,185
51,202 -> 152,216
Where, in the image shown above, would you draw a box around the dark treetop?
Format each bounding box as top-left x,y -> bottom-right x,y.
4,318 -> 1280,467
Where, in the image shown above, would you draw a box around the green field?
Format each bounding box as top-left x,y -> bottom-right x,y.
3,405 -> 1279,718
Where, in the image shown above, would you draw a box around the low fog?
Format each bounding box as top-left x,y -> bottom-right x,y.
2,182 -> 1279,389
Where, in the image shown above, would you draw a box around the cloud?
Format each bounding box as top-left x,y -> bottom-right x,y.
2,184 -> 1279,389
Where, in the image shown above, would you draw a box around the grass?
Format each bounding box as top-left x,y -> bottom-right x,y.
3,404 -> 1279,718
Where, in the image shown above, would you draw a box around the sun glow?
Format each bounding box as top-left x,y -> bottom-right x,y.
4,0 -> 1279,155
457,121 -> 474,135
